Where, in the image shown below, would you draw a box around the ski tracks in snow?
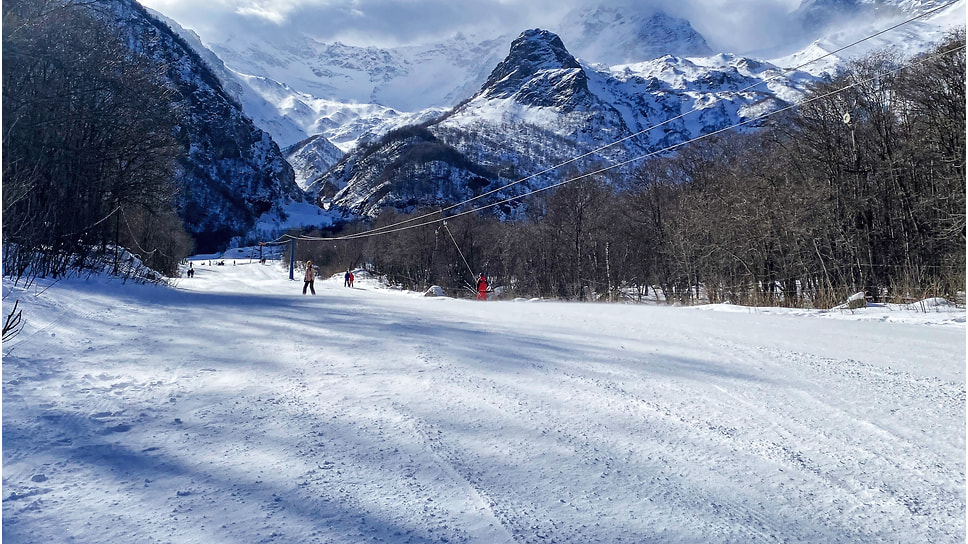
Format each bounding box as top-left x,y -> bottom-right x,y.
3,268 -> 964,543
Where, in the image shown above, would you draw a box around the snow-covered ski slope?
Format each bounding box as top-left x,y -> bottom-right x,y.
3,262 -> 965,543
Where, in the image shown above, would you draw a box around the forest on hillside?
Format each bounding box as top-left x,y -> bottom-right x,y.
297,31 -> 966,307
2,0 -> 194,281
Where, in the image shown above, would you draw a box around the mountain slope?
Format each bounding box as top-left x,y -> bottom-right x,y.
318,125 -> 500,217
284,135 -> 346,191
205,32 -> 509,148
103,0 -> 304,251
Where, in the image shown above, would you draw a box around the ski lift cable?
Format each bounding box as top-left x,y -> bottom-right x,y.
260,233 -> 299,246
308,42 -> 966,242
118,206 -> 163,258
306,1 -> 962,242
441,221 -> 477,280
57,205 -> 122,238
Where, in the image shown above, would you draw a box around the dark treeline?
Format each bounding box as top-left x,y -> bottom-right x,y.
2,0 -> 193,283
301,33 -> 966,307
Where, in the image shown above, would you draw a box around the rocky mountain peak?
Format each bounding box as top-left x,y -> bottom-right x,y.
509,29 -> 581,69
479,29 -> 583,99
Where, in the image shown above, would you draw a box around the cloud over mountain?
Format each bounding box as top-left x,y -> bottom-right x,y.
138,0 -> 805,56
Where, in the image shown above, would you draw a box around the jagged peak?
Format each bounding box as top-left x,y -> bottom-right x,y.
507,29 -> 581,70
477,29 -> 584,101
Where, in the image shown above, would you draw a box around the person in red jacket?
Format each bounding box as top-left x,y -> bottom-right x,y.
476,273 -> 488,301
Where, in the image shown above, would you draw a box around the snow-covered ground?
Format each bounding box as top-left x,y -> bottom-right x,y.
3,262 -> 965,543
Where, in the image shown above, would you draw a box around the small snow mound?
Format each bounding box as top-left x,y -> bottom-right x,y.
832,291 -> 867,310
350,269 -> 374,280
424,286 -> 447,297
903,297 -> 951,310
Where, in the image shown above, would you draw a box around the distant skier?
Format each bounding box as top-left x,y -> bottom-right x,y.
344,270 -> 351,287
186,263 -> 194,278
303,261 -> 316,295
349,272 -> 355,288
476,273 -> 488,301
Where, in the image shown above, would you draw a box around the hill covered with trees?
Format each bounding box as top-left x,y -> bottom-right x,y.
2,0 -> 302,282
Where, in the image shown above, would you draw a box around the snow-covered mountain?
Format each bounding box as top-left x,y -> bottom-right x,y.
284,135 -> 346,191
204,32 -> 509,148
776,0 -> 966,73
156,6 -> 727,151
557,6 -> 713,65
319,29 -> 814,217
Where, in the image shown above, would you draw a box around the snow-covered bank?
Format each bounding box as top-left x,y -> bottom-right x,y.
3,262 -> 965,543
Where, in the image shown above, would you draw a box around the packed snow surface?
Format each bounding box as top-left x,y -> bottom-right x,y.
3,262 -> 965,543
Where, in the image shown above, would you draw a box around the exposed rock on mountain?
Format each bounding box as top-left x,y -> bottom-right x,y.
480,30 -> 584,103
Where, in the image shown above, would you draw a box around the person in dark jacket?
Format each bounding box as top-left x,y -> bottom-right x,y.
476,273 -> 488,301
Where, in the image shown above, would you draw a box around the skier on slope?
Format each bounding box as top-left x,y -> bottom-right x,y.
303,261 -> 316,295
476,272 -> 488,301
344,270 -> 351,287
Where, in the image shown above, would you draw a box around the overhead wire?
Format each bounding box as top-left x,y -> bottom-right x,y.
441,221 -> 476,279
304,0 -> 963,241
261,233 -> 297,246
119,206 -> 162,258
58,205 -> 121,238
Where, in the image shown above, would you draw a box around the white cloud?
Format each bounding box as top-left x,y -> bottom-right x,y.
235,5 -> 287,24
137,0 -> 803,54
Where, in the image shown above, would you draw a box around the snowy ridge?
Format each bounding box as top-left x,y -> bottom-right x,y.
775,0 -> 966,71
206,32 -> 509,149
175,0 -> 964,152
283,135 -> 346,190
